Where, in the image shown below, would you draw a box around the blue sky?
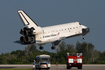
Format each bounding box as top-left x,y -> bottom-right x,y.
0,0 -> 105,54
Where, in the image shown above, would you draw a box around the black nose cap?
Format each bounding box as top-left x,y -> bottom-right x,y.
87,28 -> 90,33
82,28 -> 90,36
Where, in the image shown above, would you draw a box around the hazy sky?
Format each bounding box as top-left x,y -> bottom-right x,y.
0,0 -> 105,54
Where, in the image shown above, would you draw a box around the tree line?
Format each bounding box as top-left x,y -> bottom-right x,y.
0,41 -> 105,64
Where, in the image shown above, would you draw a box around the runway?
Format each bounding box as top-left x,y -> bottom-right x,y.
0,64 -> 105,70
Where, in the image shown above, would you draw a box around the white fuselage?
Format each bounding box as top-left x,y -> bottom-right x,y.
35,22 -> 85,44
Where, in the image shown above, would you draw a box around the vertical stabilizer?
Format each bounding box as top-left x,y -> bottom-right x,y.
18,10 -> 38,28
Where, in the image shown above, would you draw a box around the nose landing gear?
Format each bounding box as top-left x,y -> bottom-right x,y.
83,36 -> 85,40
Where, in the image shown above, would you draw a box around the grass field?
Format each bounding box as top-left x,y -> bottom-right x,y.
0,68 -> 33,70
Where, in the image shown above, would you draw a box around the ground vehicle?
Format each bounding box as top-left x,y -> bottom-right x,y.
35,54 -> 51,70
66,53 -> 82,69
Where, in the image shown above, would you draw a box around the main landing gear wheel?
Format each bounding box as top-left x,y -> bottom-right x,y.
51,46 -> 55,50
39,46 -> 43,50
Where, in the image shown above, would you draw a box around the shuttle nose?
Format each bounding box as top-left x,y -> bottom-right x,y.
82,27 -> 90,36
86,28 -> 90,33
87,28 -> 90,33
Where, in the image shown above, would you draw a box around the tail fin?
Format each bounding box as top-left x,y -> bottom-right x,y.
18,10 -> 38,28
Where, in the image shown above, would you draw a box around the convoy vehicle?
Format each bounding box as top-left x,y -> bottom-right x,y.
35,54 -> 51,70
66,53 -> 82,69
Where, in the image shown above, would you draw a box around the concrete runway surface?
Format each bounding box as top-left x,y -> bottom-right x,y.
0,64 -> 105,70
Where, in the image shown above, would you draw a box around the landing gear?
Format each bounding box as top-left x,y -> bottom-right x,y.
51,46 -> 55,50
83,36 -> 85,40
39,46 -> 43,50
51,43 -> 56,50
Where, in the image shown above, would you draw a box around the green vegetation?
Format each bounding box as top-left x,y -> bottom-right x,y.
0,41 -> 105,64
